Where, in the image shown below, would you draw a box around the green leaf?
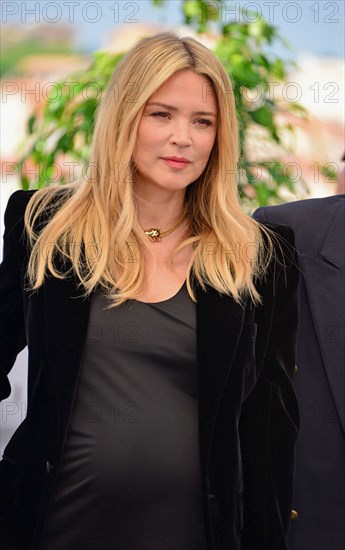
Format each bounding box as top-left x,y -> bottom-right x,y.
249,19 -> 276,42
248,107 -> 274,131
184,0 -> 200,17
255,182 -> 272,206
56,132 -> 75,153
27,114 -> 36,135
321,163 -> 338,181
272,59 -> 285,79
21,174 -> 30,191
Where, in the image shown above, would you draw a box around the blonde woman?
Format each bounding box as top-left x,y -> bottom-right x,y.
0,32 -> 299,550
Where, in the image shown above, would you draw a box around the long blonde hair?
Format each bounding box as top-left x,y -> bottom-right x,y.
24,31 -> 272,307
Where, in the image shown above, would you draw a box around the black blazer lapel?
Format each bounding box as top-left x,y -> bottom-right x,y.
301,206 -> 345,433
196,282 -> 246,472
44,272 -> 93,434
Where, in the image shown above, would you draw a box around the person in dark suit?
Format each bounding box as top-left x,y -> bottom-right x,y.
0,32 -> 299,550
254,195 -> 345,550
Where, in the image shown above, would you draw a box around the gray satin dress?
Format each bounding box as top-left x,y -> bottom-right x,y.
39,281 -> 208,549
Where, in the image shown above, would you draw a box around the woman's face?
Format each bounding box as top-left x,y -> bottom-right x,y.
132,69 -> 218,196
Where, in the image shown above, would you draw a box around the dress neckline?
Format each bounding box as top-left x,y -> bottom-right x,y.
134,280 -> 187,305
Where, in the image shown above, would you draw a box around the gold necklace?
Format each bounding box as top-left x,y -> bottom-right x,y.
142,209 -> 187,242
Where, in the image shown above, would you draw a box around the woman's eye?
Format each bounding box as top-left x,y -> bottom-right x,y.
151,112 -> 169,119
196,118 -> 212,126
150,113 -> 212,126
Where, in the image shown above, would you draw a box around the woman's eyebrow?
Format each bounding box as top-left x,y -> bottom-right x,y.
146,101 -> 217,117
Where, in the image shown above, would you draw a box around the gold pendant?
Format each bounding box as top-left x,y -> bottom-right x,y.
145,228 -> 161,242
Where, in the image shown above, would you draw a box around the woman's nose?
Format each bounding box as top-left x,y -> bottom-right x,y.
169,123 -> 192,146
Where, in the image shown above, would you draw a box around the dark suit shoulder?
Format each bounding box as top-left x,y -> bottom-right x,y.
254,195 -> 344,229
254,196 -> 345,260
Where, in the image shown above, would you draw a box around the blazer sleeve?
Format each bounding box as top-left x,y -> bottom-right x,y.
239,223 -> 300,550
0,191 -> 30,401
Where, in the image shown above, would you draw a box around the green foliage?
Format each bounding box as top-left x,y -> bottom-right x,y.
18,51 -> 124,189
18,0 -> 308,205
320,163 -> 338,182
211,8 -> 308,205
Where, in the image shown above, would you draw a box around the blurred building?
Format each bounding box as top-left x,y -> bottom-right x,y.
103,22 -> 218,53
2,22 -> 73,48
239,53 -> 344,199
0,53 -> 90,211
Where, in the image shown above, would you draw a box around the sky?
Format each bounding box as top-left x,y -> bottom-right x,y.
2,0 -> 345,60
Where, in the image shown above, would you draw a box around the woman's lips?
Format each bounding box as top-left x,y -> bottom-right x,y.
161,158 -> 191,169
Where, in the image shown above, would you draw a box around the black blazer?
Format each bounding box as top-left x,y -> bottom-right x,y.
254,196 -> 345,550
0,190 -> 299,550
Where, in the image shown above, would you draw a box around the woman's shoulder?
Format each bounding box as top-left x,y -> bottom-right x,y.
4,187 -> 71,234
5,189 -> 37,217
3,190 -> 38,239
254,220 -> 299,296
256,219 -> 295,245
256,219 -> 297,268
